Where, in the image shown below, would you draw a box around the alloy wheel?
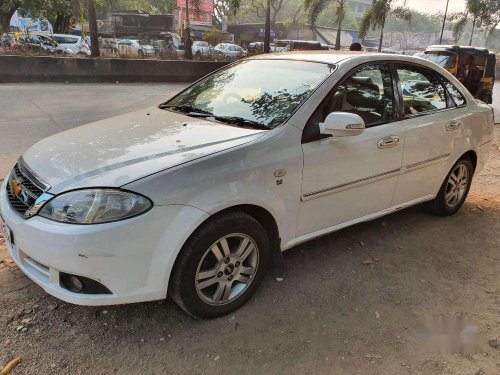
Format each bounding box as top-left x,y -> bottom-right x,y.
444,163 -> 469,208
195,234 -> 259,306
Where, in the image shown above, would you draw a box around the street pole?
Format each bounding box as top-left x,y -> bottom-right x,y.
264,0 -> 271,53
87,0 -> 99,57
184,0 -> 193,59
439,0 -> 449,44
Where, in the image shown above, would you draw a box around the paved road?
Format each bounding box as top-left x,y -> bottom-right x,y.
0,83 -> 187,178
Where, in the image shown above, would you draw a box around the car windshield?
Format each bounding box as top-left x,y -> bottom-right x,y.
163,59 -> 335,129
37,36 -> 58,47
423,52 -> 456,68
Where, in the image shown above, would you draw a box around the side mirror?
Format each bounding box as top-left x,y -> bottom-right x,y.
319,112 -> 365,137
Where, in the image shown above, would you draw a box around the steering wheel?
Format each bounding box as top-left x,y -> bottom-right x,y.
223,92 -> 243,104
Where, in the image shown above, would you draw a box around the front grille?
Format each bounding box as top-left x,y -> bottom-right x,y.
6,160 -> 48,217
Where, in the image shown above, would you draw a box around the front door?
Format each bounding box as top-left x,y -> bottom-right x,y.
298,63 -> 404,236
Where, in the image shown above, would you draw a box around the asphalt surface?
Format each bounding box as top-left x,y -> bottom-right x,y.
0,83 -> 187,179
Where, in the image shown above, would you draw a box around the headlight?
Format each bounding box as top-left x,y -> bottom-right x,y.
39,189 -> 152,224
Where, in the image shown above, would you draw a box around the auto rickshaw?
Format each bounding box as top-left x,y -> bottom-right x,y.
422,45 -> 495,104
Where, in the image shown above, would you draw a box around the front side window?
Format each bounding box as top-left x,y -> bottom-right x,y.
396,65 -> 447,115
164,59 -> 335,129
306,63 -> 395,131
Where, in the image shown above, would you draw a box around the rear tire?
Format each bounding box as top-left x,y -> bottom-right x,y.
169,211 -> 270,318
424,157 -> 474,216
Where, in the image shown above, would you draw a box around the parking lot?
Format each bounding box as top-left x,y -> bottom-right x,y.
0,82 -> 499,375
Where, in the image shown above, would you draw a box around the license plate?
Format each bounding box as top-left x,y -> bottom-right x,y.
0,213 -> 14,248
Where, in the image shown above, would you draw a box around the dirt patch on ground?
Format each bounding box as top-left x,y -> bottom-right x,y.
1,128 -> 499,375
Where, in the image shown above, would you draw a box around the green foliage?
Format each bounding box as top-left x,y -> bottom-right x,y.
214,0 -> 241,27
95,0 -> 176,14
450,0 -> 500,41
359,0 -> 410,39
384,9 -> 440,34
305,0 -> 354,29
204,27 -> 222,45
315,1 -> 356,29
17,0 -> 72,19
230,0 -> 304,27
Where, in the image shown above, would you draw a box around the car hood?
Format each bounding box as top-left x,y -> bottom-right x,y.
23,107 -> 265,193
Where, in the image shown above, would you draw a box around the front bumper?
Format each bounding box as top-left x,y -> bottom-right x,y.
0,180 -> 209,305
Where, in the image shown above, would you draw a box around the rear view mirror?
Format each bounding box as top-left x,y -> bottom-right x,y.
319,112 -> 365,137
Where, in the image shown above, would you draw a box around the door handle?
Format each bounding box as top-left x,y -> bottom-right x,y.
445,120 -> 461,131
378,136 -> 400,149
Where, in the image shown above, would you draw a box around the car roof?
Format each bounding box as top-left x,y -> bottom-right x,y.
248,51 -> 440,67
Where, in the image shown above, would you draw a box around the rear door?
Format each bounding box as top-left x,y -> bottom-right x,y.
391,63 -> 466,205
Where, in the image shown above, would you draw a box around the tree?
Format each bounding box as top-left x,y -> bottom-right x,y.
88,0 -> 99,56
305,0 -> 349,50
359,0 -> 411,52
1,0 -> 76,33
264,0 -> 270,51
203,27 -> 222,45
183,0 -> 203,59
0,0 -> 21,32
213,0 -> 240,29
95,0 -> 176,13
315,2 -> 356,30
451,0 -> 500,45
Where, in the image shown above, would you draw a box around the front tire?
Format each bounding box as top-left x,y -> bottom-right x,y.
169,212 -> 270,318
425,157 -> 474,216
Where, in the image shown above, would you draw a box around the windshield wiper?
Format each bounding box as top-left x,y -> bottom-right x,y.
159,104 -> 213,117
213,116 -> 269,130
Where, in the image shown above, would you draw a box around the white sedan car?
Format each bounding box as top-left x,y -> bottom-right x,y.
51,34 -> 90,56
214,43 -> 247,60
0,53 -> 494,318
117,39 -> 155,58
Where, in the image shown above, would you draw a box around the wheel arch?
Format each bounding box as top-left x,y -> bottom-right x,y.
459,149 -> 477,172
168,203 -> 283,292
200,204 -> 281,263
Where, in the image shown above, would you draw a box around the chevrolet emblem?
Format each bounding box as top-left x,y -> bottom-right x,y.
10,178 -> 22,198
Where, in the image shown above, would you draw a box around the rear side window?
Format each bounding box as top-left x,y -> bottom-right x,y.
396,65 -> 447,115
442,80 -> 466,107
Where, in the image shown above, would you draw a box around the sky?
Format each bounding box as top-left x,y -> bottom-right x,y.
394,0 -> 467,15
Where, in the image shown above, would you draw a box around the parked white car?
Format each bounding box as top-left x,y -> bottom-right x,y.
0,53 -> 494,318
117,39 -> 155,58
214,43 -> 246,59
51,34 -> 90,56
192,41 -> 213,59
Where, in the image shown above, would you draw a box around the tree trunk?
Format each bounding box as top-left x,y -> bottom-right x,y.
54,13 -> 71,34
264,0 -> 271,53
378,15 -> 386,52
335,4 -> 344,50
0,2 -> 20,33
87,0 -> 100,57
184,0 -> 193,59
468,16 -> 475,46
